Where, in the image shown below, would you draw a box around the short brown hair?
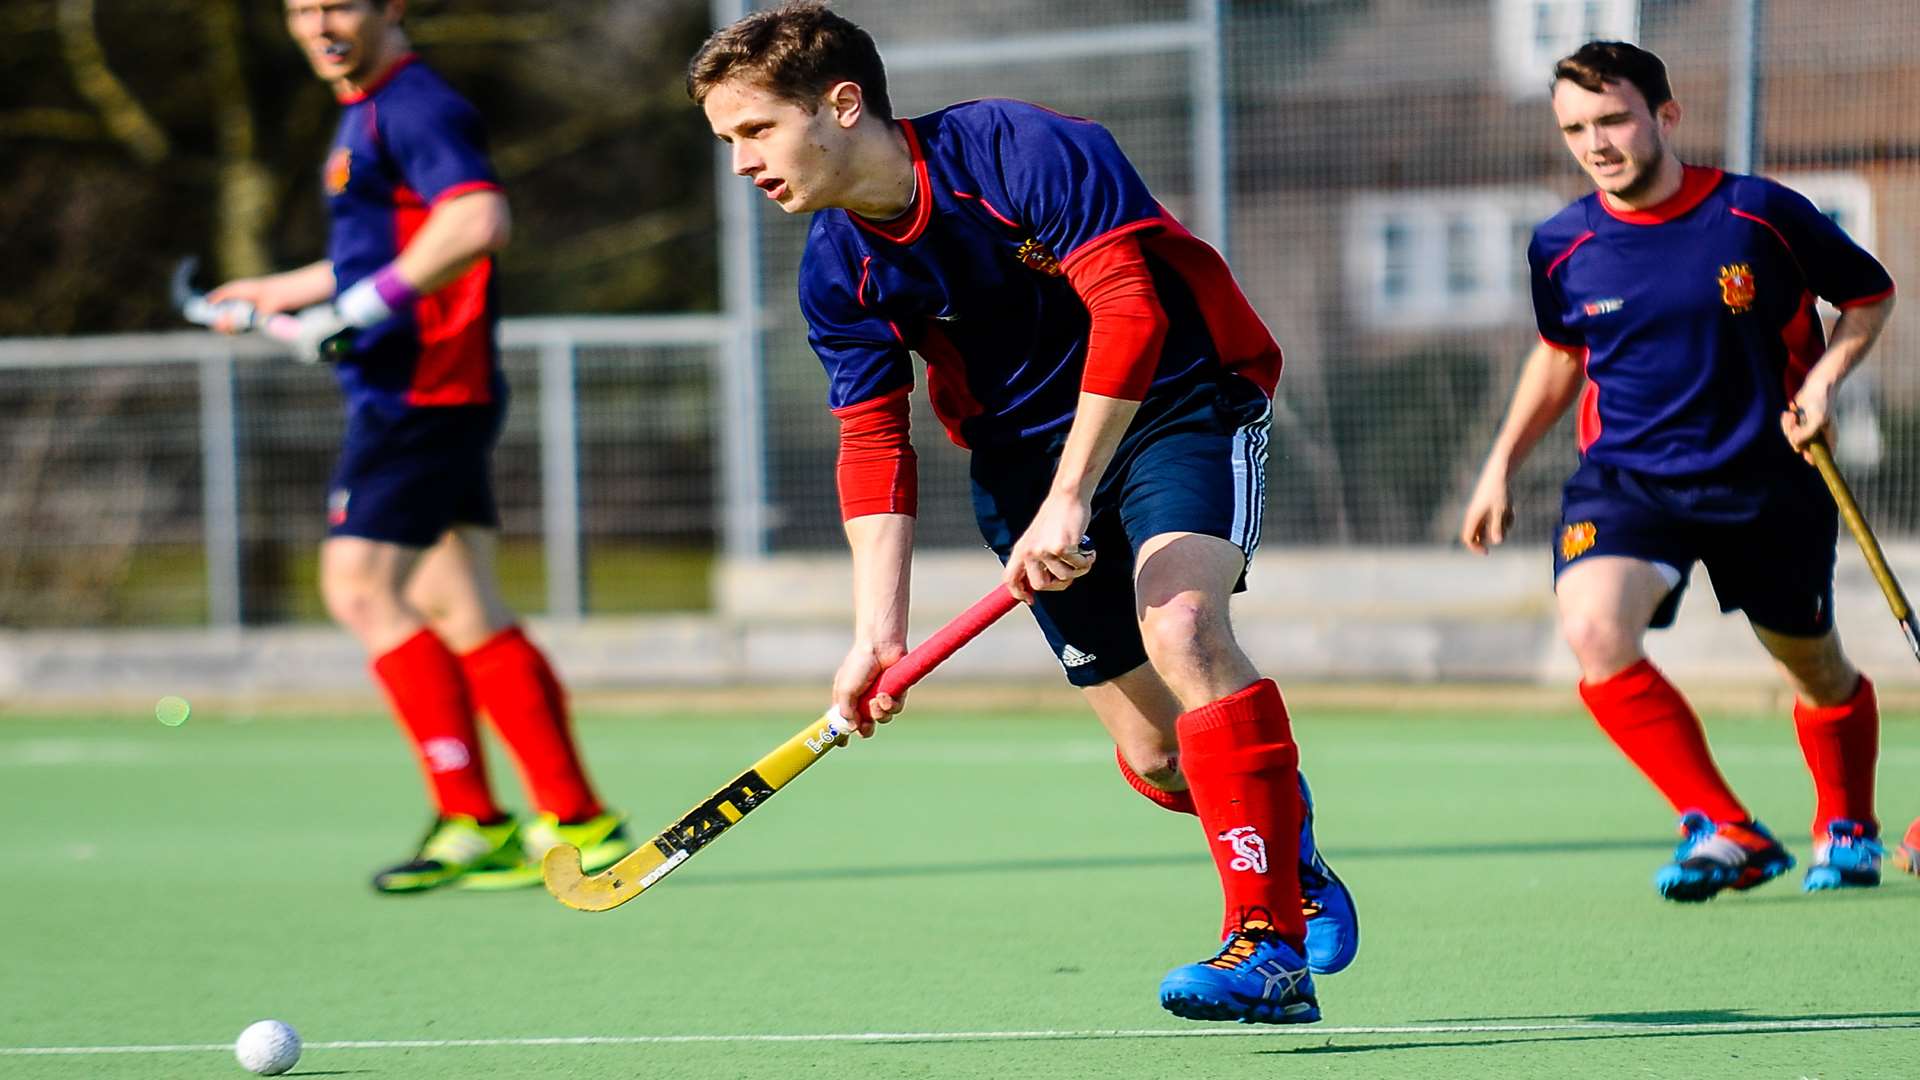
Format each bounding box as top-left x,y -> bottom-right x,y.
1552,41 -> 1673,111
687,1 -> 892,121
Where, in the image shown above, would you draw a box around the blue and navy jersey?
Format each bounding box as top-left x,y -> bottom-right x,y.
1530,166 -> 1893,474
798,99 -> 1282,450
325,55 -> 502,409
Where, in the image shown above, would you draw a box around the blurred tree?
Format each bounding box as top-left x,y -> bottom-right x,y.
0,0 -> 718,336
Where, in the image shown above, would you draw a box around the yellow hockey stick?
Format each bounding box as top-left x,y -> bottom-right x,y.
1807,436 -> 1920,662
544,584 -> 1022,911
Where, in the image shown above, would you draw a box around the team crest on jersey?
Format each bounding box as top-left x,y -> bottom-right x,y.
1718,262 -> 1756,313
325,147 -> 352,196
1560,521 -> 1597,561
1014,238 -> 1063,277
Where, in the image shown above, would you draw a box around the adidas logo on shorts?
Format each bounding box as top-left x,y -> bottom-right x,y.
1060,645 -> 1096,668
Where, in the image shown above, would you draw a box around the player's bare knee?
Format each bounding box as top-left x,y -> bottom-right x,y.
1559,609 -> 1637,674
1138,599 -> 1224,672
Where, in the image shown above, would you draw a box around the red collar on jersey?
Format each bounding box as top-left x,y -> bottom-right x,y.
1600,164 -> 1725,225
335,53 -> 419,104
851,119 -> 932,245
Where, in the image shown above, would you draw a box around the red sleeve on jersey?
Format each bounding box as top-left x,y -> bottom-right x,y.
831,386 -> 918,520
1064,235 -> 1169,401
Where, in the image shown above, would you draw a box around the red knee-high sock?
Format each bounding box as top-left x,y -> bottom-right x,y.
1177,678 -> 1305,946
1577,659 -> 1748,824
1793,675 -> 1879,838
460,627 -> 601,822
372,628 -> 501,821
1905,817 -> 1920,852
1116,747 -> 1197,815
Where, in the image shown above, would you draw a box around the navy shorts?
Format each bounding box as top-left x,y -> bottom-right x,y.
1552,457 -> 1838,636
970,374 -> 1272,686
327,399 -> 505,548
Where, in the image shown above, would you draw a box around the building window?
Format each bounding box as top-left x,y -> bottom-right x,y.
1495,0 -> 1639,98
1346,189 -> 1565,330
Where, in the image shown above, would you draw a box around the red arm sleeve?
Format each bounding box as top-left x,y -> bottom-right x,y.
1063,235 -> 1170,401
831,386 -> 917,520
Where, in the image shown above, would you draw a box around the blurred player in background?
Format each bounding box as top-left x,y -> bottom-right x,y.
209,0 -> 630,893
1461,42 -> 1895,900
690,2 -> 1357,1025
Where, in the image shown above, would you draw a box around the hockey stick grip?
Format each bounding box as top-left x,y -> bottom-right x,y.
865,585 -> 1020,701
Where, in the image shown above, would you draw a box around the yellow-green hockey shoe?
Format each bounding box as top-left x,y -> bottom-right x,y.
371,815 -> 522,894
460,810 -> 634,891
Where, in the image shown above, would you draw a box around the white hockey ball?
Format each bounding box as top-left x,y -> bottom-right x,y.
234,1019 -> 301,1075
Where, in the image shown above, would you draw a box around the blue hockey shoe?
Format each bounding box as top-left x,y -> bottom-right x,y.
1296,772 -> 1358,975
1160,922 -> 1320,1025
1803,819 -> 1883,891
1653,811 -> 1793,902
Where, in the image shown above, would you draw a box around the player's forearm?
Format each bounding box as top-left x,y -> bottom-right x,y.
844,512 -> 914,649
1050,392 -> 1141,502
1482,342 -> 1585,478
274,261 -> 339,309
1804,295 -> 1896,395
391,190 -> 511,293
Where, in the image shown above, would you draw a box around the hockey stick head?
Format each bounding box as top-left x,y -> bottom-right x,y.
543,839 -> 684,912
170,256 -> 201,311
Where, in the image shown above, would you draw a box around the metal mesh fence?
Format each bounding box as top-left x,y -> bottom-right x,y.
751,0 -> 1920,552
0,328 -> 723,627
4,1 -> 1917,629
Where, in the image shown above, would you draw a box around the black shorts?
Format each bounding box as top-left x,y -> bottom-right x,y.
327,399 -> 505,548
970,374 -> 1272,686
1552,457 -> 1838,636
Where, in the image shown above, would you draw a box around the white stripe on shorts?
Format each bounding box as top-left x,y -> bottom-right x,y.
1229,396 -> 1272,557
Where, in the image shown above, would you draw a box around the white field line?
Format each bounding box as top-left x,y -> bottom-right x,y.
5,1016 -> 1918,1056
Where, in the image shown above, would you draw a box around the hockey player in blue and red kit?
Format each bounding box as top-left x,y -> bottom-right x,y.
1462,42 -> 1896,901
689,2 -> 1357,1023
209,0 -> 630,893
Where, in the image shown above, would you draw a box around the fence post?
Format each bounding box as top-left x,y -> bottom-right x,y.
714,0 -> 769,561
1725,0 -> 1765,174
1190,0 -> 1229,255
539,333 -> 584,621
198,348 -> 243,628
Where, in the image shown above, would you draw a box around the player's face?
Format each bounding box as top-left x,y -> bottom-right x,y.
704,79 -> 853,215
284,0 -> 402,86
1551,79 -> 1677,203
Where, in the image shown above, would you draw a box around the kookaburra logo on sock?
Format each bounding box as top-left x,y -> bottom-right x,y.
423,737 -> 472,773
1219,825 -> 1268,873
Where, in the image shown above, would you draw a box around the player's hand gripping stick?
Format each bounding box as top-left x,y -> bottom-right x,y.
170,257 -> 356,363
542,583 -> 1023,912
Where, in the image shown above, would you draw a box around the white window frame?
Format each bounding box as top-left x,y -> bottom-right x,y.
1495,0 -> 1640,99
1345,188 -> 1565,330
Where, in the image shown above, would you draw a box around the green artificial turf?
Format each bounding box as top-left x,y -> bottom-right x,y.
3,699 -> 1915,1078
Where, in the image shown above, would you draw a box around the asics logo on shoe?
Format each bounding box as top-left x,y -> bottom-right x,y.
1059,645 -> 1096,668
422,737 -> 472,773
1256,960 -> 1308,999
1220,825 -> 1269,874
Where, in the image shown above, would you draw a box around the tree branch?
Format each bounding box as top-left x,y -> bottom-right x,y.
0,107 -> 105,141
54,0 -> 170,164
